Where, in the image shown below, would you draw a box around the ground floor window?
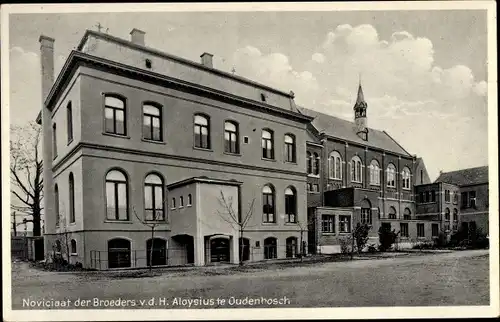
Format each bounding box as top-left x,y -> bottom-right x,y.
285,237 -> 298,258
432,224 -> 439,237
108,238 -> 131,268
361,208 -> 372,225
210,238 -> 230,263
264,237 -> 277,259
322,215 -> 335,233
417,223 -> 425,238
400,223 -> 409,237
339,215 -> 351,233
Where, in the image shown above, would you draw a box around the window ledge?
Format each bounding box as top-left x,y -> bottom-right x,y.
262,157 -> 276,162
262,222 -> 278,225
70,253 -> 78,256
142,138 -> 166,145
308,174 -> 320,178
284,161 -> 297,165
224,151 -> 241,157
103,132 -> 130,139
321,232 -> 336,235
193,146 -> 213,152
339,232 -> 352,235
284,222 -> 298,226
329,177 -> 342,181
103,220 -> 133,224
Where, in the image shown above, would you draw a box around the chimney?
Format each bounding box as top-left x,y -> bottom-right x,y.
39,35 -> 55,102
39,34 -> 56,253
130,28 -> 145,46
200,52 -> 213,68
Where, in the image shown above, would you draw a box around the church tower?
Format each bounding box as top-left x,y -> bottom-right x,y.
354,80 -> 368,141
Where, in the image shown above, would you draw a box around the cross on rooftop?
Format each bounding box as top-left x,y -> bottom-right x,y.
231,67 -> 236,75
95,22 -> 107,33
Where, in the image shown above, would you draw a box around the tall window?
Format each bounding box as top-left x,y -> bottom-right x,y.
453,192 -> 458,204
339,215 -> 351,233
52,123 -> 57,158
187,194 -> 192,206
69,173 -> 75,223
469,191 -> 476,208
361,199 -> 372,225
105,170 -> 128,221
350,156 -> 363,183
313,153 -> 320,175
224,121 -> 239,154
54,184 -> 60,227
194,114 -> 210,149
284,187 -> 297,223
104,95 -> 126,135
403,208 -> 411,220
143,104 -> 162,141
453,208 -> 458,221
306,152 -> 313,174
329,151 -> 342,180
431,190 -> 436,202
388,206 -> 397,219
432,224 -> 439,237
387,164 -> 396,187
262,185 -> 275,223
445,190 -> 450,203
369,159 -> 380,185
322,215 -> 335,233
417,223 -> 425,237
402,167 -> 411,189
461,192 -> 468,208
144,173 -> 165,221
284,134 -> 296,163
261,129 -> 274,159
400,223 -> 409,237
67,102 -> 73,143
71,239 -> 77,254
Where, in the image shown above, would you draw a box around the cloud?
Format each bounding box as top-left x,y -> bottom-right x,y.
311,53 -> 325,64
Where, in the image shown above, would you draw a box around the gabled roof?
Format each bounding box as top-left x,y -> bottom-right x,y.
435,166 -> 489,186
297,107 -> 412,157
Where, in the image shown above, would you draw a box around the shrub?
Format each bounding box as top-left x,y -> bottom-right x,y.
353,223 -> 371,253
433,231 -> 449,248
378,225 -> 399,252
412,241 -> 434,250
367,244 -> 378,254
339,235 -> 353,254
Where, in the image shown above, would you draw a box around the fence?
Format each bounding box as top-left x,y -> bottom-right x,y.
90,246 -> 190,270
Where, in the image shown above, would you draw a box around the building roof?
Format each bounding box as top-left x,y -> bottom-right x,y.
435,166 -> 489,186
298,106 -> 412,157
355,84 -> 365,106
167,176 -> 243,190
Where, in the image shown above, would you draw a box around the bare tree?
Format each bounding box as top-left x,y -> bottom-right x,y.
293,217 -> 314,262
132,204 -> 167,272
10,122 -> 43,236
217,190 -> 255,266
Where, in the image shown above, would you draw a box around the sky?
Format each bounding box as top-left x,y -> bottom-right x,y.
8,9 -> 490,181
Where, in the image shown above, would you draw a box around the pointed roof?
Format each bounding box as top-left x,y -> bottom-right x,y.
435,166 -> 489,186
356,83 -> 366,105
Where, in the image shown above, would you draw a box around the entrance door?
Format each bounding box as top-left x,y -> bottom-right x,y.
34,238 -> 44,261
286,237 -> 298,258
210,238 -> 230,263
147,238 -> 167,266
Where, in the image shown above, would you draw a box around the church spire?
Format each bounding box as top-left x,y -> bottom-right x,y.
353,75 -> 368,141
355,73 -> 366,107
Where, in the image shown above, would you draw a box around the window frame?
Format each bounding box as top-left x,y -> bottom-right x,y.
386,163 -> 396,188
284,187 -> 297,223
350,156 -> 363,183
401,167 -> 411,190
339,215 -> 351,233
142,102 -> 163,142
261,129 -> 275,160
69,173 -> 75,223
369,159 -> 381,186
400,223 -> 409,238
194,113 -> 211,149
54,184 -> 60,227
224,120 -> 240,154
52,123 -> 57,159
262,185 -> 276,223
103,94 -> 127,136
321,215 -> 335,233
66,102 -> 73,144
144,173 -> 165,222
284,134 -> 296,163
105,169 -> 129,221
329,151 -> 343,180
417,223 -> 425,238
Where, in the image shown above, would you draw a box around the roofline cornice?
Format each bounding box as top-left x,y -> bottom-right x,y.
167,177 -> 243,190
44,51 -> 313,124
77,30 -> 295,98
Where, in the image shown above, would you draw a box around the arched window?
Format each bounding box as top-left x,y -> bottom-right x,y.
54,184 -> 60,227
307,183 -> 312,192
387,163 -> 396,188
69,173 -> 75,223
360,199 -> 372,225
67,102 -> 73,143
108,238 -> 131,268
144,173 -> 165,221
453,208 -> 458,221
147,238 -> 167,266
52,123 -> 57,158
194,114 -> 210,149
261,129 -> 274,159
306,152 -> 313,174
262,185 -> 275,223
264,237 -> 277,259
388,206 -> 397,219
286,237 -> 298,258
445,207 -> 450,221
403,208 -> 411,220
180,196 -> 184,207
351,156 -> 363,183
143,103 -> 162,141
402,167 -> 411,189
369,159 -> 380,186
105,170 -> 128,221
224,121 -> 239,154
71,239 -> 77,254
285,187 -> 297,223
104,95 -> 126,135
284,134 -> 296,163
187,194 -> 192,206
329,151 -> 342,180
313,153 -> 320,175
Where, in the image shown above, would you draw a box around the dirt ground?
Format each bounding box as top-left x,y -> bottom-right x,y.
10,249 -> 489,309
